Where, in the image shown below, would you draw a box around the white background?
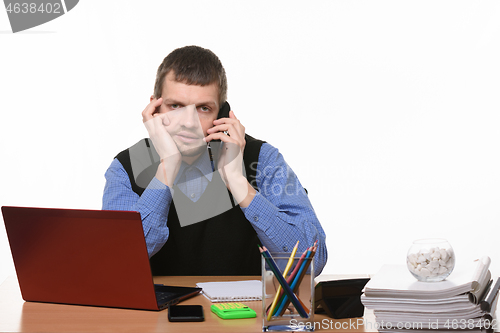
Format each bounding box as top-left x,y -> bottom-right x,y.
1,1 -> 499,285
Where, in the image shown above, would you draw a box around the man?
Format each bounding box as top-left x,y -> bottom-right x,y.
102,46 -> 327,276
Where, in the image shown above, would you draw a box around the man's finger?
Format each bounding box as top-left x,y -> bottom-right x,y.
203,132 -> 237,144
213,115 -> 244,138
212,117 -> 239,126
142,97 -> 163,122
206,124 -> 234,135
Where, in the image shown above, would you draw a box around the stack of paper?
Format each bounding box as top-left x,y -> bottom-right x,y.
361,257 -> 499,332
196,280 -> 262,302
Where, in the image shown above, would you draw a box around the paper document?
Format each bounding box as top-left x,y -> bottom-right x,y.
196,280 -> 262,302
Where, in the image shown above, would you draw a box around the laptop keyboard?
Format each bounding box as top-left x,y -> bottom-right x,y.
153,284 -> 201,309
154,285 -> 178,307
155,290 -> 176,304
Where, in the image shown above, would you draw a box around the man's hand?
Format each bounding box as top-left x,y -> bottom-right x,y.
142,98 -> 181,187
204,110 -> 256,207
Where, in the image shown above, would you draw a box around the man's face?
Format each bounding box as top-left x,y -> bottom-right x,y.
154,71 -> 219,159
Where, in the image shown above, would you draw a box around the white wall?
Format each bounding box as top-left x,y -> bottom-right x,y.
1,1 -> 499,285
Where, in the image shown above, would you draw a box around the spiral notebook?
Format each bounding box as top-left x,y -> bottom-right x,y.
196,280 -> 262,302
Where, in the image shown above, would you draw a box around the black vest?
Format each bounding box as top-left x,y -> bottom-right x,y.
115,135 -> 265,275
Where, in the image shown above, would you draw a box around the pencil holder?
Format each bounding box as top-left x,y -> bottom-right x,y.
262,252 -> 315,332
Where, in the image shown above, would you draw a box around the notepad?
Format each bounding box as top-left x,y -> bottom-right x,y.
196,280 -> 262,302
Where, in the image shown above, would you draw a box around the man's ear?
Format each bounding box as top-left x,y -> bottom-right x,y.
150,95 -> 154,102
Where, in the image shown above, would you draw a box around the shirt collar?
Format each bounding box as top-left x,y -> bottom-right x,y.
174,150 -> 214,184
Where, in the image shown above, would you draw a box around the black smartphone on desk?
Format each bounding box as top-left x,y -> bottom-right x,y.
168,305 -> 204,322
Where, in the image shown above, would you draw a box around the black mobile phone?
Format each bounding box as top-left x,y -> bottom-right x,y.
217,101 -> 230,120
211,101 -> 230,145
168,305 -> 204,322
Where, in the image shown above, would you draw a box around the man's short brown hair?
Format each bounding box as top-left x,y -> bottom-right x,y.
154,46 -> 227,107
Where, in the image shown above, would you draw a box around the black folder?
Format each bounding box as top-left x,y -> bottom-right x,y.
314,278 -> 370,319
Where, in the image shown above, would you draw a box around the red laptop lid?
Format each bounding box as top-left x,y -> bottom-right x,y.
2,206 -> 159,310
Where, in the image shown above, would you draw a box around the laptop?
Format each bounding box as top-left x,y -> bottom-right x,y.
1,206 -> 201,311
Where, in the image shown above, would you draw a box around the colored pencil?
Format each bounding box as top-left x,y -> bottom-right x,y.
259,246 -> 309,318
271,246 -> 310,316
266,241 -> 299,320
276,245 -> 317,316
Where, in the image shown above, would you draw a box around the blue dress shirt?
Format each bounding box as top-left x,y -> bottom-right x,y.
102,142 -> 327,275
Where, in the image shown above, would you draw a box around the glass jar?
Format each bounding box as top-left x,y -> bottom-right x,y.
407,238 -> 455,282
